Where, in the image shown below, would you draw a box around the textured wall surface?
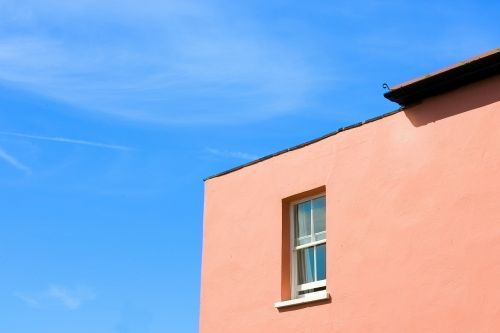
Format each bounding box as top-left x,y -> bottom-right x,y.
200,75 -> 500,333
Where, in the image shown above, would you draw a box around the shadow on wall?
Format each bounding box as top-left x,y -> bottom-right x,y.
404,76 -> 500,127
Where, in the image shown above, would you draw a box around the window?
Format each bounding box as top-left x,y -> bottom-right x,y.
275,190 -> 329,309
291,194 -> 326,299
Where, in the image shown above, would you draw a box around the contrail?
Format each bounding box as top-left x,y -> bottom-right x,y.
0,147 -> 31,173
0,131 -> 132,151
206,148 -> 259,161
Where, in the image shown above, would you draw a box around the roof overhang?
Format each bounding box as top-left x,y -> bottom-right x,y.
384,48 -> 500,107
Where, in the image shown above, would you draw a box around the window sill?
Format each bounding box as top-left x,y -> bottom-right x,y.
274,290 -> 330,309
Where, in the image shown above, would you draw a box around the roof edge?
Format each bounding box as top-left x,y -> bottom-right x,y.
204,108 -> 402,181
384,48 -> 500,107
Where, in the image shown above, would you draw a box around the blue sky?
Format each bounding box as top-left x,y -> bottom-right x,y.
0,0 -> 498,332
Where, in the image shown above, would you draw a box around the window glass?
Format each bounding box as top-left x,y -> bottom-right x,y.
313,196 -> 326,238
295,201 -> 311,245
297,247 -> 315,284
316,244 -> 326,281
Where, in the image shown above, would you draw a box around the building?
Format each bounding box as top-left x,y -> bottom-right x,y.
200,49 -> 500,333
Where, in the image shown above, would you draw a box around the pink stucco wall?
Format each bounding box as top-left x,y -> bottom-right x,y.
200,75 -> 500,333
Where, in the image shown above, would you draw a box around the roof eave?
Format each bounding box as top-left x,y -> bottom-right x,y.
384,48 -> 500,107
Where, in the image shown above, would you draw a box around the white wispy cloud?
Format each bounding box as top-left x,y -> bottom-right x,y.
0,131 -> 132,151
0,1 -> 323,125
46,285 -> 95,310
15,293 -> 40,308
16,284 -> 96,310
0,146 -> 31,173
206,148 -> 259,161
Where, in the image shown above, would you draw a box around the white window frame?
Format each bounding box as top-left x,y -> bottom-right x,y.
290,193 -> 326,299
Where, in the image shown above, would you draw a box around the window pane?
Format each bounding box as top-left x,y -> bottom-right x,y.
316,244 -> 326,281
315,231 -> 326,241
313,196 -> 326,236
297,247 -> 315,284
295,201 -> 311,245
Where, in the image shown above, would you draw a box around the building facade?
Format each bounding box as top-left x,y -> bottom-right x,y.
200,49 -> 500,332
